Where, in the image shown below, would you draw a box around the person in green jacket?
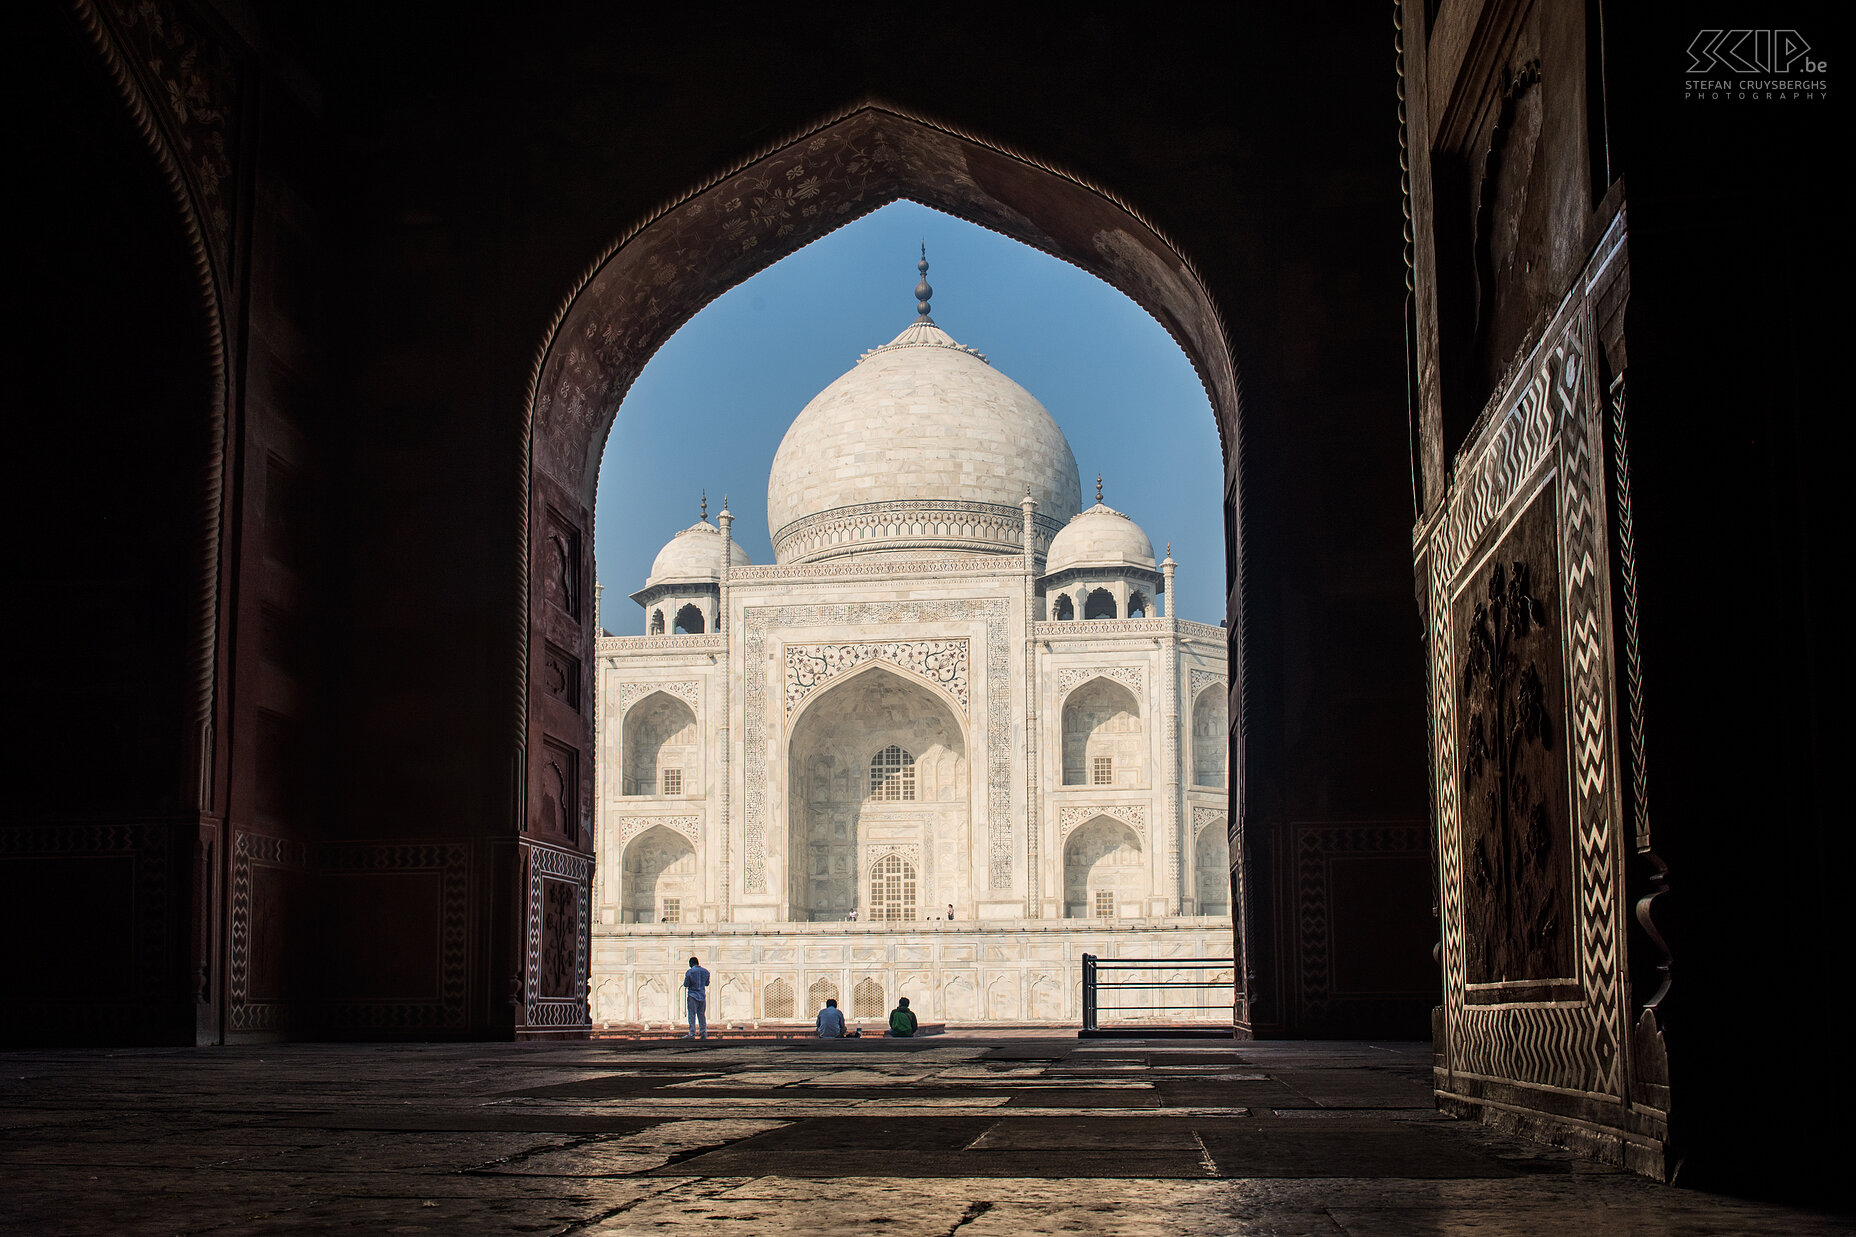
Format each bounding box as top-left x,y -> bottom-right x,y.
888,996 -> 918,1037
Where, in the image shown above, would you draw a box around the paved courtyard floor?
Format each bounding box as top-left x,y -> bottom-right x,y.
1,1036 -> 1843,1234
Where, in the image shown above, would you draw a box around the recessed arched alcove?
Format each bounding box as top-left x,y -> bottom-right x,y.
1062,815 -> 1145,919
1061,678 -> 1143,788
783,665 -> 967,922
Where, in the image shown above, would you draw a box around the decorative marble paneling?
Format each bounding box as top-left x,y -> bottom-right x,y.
598,635 -> 727,653
1421,264 -> 1627,1104
523,842 -> 592,1032
1189,669 -> 1223,701
785,640 -> 969,717
772,499 -> 1064,563
865,843 -> 922,873
1192,807 -> 1227,837
1034,618 -> 1169,639
730,555 -> 1013,583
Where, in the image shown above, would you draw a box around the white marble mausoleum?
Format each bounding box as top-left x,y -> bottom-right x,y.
591,262 -> 1233,1025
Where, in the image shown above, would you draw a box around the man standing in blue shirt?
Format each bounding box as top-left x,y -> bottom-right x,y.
682,955 -> 711,1039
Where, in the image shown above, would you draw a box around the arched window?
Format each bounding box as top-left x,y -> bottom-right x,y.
1128,591 -> 1149,618
868,745 -> 915,801
649,609 -> 665,635
1084,588 -> 1117,620
762,977 -> 794,1020
808,976 -> 839,1012
1052,593 -> 1075,621
870,853 -> 918,922
852,976 -> 885,1019
673,603 -> 705,634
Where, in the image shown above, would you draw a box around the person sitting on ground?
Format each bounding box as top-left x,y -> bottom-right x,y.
815,997 -> 846,1038
887,996 -> 918,1038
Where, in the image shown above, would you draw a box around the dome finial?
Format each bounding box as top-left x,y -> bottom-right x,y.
700,490 -> 708,521
1096,474 -> 1104,504
914,242 -> 933,321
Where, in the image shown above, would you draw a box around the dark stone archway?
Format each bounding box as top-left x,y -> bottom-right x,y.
518,101 -> 1245,1037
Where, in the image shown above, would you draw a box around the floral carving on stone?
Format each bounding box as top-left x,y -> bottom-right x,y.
1192,807 -> 1228,837
617,680 -> 701,713
619,815 -> 701,848
1189,669 -> 1223,701
785,640 -> 969,717
1058,804 -> 1148,843
1056,666 -> 1143,699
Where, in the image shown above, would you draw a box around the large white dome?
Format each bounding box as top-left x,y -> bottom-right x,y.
766,317 -> 1082,564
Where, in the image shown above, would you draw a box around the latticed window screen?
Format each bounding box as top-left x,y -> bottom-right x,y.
1094,890 -> 1116,918
870,853 -> 918,922
660,768 -> 682,795
1092,756 -> 1114,785
762,978 -> 794,1019
852,977 -> 885,1020
869,745 -> 916,801
661,898 -> 680,923
808,977 -> 839,1013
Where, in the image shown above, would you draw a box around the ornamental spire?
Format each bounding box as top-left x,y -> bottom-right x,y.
1096,474 -> 1104,504
915,242 -> 934,321
700,490 -> 707,522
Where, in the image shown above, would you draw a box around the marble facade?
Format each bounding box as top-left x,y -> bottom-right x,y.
593,283 -> 1231,1024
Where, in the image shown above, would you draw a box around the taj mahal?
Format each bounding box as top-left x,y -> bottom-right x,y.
590,258 -> 1233,1026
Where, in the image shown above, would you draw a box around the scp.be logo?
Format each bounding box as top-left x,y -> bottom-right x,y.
1686,30 -> 1824,74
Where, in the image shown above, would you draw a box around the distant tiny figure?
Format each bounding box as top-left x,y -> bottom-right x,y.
682,955 -> 711,1040
888,996 -> 918,1038
815,997 -> 846,1038
846,908 -> 858,922
946,904 -> 955,920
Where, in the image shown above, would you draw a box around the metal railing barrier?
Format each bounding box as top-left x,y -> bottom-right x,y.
1080,953 -> 1237,1032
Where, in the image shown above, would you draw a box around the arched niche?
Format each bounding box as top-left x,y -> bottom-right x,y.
622,825 -> 697,923
1083,588 -> 1118,620
1195,816 -> 1231,916
1063,816 -> 1144,919
785,665 -> 967,921
623,691 -> 697,796
1052,593 -> 1075,622
1128,590 -> 1150,619
673,603 -> 705,634
1061,677 -> 1142,787
648,609 -> 665,635
1192,685 -> 1228,787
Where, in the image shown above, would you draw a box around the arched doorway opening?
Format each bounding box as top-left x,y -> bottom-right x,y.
521,100 -> 1240,1037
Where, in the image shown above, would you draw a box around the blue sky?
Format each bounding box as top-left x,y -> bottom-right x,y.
594,200 -> 1225,629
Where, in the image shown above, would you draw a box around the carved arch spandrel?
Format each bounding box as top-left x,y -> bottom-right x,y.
70,0 -> 246,814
